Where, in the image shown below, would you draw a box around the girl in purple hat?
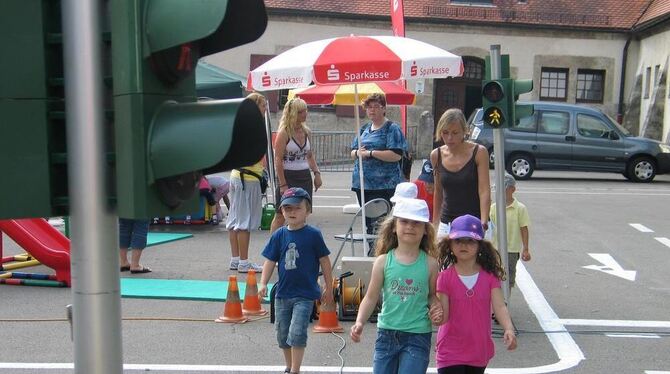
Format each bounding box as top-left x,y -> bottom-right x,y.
433,214 -> 516,374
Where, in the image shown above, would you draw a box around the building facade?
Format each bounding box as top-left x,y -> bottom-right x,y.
205,0 -> 670,157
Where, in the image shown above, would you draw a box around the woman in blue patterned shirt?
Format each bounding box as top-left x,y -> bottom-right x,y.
351,93 -> 407,233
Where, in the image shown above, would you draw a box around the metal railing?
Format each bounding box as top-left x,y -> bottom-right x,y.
310,126 -> 418,172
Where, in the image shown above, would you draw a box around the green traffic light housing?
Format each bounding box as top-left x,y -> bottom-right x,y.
112,0 -> 269,219
482,79 -> 510,128
149,98 -> 266,209
513,79 -> 534,124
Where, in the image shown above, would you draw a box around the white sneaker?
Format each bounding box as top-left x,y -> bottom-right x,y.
237,262 -> 263,273
229,259 -> 240,270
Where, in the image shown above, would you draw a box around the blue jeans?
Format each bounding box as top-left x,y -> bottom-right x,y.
373,328 -> 432,374
275,297 -> 313,348
118,219 -> 149,249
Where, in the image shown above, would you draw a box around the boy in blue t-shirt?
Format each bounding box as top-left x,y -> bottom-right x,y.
258,187 -> 334,374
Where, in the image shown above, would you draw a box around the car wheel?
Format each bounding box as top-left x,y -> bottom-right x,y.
626,157 -> 656,182
506,154 -> 534,180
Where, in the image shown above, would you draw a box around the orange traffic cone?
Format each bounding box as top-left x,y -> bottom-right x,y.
242,270 -> 267,316
215,275 -> 248,323
313,301 -> 343,333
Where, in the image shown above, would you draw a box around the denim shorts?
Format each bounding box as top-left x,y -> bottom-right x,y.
274,297 -> 313,349
118,219 -> 150,250
373,328 -> 432,374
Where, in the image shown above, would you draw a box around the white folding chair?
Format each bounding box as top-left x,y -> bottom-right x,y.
332,198 -> 391,267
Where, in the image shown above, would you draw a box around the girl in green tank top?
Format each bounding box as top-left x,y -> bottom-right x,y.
350,199 -> 443,374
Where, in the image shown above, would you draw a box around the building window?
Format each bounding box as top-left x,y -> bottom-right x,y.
540,68 -> 568,101
644,67 -> 651,99
654,65 -> 660,89
576,69 -> 605,103
463,59 -> 484,80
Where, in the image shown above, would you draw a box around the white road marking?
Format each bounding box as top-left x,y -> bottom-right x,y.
645,371 -> 670,373
583,253 -> 636,281
630,223 -> 654,233
654,237 -> 670,249
605,333 -> 660,339
518,191 -> 670,196
558,319 -> 670,328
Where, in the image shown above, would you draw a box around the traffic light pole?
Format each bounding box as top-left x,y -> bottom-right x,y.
489,45 -> 510,302
62,1 -> 123,373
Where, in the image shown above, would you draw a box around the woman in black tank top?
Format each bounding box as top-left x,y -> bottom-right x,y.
430,109 -> 491,236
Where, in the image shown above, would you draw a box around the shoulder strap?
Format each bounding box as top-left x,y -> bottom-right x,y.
238,168 -> 263,182
470,144 -> 479,161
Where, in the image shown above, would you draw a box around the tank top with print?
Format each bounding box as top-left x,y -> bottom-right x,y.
377,250 -> 432,334
282,136 -> 310,171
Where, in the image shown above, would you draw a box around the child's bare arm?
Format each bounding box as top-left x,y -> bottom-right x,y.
350,255 -> 385,342
492,288 -> 517,350
319,256 -> 334,305
257,260 -> 275,298
520,226 -> 531,261
427,257 -> 443,324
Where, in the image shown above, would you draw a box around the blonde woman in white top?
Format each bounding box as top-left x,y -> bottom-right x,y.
270,98 -> 322,232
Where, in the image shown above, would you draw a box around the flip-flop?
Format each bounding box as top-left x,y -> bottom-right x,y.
130,267 -> 152,274
120,266 -> 130,272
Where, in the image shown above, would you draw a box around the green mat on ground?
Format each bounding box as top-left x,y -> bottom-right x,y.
146,232 -> 193,247
120,278 -> 272,302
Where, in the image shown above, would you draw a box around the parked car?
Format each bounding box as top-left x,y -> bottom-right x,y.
468,102 -> 670,182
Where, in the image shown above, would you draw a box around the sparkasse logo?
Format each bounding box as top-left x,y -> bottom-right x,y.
262,72 -> 271,87
327,65 -> 340,81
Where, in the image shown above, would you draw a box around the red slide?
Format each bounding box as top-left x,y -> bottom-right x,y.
0,218 -> 71,286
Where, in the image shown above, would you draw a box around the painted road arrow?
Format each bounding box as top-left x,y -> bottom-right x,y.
583,253 -> 637,281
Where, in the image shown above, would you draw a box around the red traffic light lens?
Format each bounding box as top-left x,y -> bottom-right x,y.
483,81 -> 504,102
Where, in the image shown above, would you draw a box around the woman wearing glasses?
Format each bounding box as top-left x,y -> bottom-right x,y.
270,98 -> 322,232
351,93 -> 408,233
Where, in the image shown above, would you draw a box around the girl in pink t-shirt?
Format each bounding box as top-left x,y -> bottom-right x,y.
433,214 -> 516,374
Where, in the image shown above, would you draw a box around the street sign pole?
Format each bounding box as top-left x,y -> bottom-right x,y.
489,45 -> 510,302
62,1 -> 123,373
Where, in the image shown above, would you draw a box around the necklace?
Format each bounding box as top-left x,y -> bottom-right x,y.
465,288 -> 475,298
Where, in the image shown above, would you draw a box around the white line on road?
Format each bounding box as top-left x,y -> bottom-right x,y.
518,191 -> 670,196
605,333 -> 660,339
646,371 -> 670,373
558,319 -> 670,328
630,223 -> 654,233
654,237 -> 670,249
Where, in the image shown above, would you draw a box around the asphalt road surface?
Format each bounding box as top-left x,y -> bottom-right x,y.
1,167 -> 669,373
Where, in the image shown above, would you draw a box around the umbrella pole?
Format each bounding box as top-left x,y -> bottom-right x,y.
264,108 -> 278,205
354,84 -> 369,254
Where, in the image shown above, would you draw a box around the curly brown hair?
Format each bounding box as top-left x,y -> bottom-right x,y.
436,238 -> 506,280
373,215 -> 437,258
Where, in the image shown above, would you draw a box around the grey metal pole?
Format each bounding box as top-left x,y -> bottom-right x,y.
490,45 -> 510,302
62,2 -> 124,373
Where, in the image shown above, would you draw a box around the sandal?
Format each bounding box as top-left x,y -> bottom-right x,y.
120,266 -> 130,272
130,267 -> 152,274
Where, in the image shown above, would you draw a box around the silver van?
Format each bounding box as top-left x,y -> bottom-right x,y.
468,102 -> 670,182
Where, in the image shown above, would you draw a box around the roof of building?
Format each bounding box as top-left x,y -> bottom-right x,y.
265,0 -> 669,32
636,0 -> 670,29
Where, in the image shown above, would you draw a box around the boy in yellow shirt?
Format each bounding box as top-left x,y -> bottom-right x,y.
490,173 -> 531,288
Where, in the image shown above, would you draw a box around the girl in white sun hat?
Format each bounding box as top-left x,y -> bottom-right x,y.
350,198 -> 442,374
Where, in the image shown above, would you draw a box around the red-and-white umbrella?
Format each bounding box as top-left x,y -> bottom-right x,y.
287,82 -> 415,105
247,35 -> 463,91
248,35 -> 462,243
